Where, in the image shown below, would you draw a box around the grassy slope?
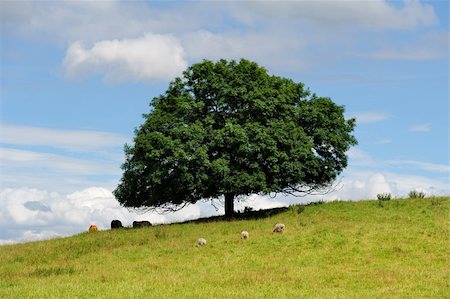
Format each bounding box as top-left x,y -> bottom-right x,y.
0,197 -> 448,299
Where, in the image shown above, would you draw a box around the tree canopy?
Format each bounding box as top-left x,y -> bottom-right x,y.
114,59 -> 357,218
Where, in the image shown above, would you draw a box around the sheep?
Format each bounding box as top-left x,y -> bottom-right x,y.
88,225 -> 98,232
272,223 -> 285,233
197,238 -> 207,246
241,231 -> 249,240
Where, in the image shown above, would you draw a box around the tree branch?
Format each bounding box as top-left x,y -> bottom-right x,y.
281,179 -> 343,197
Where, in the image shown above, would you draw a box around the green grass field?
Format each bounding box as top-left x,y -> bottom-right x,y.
0,197 -> 448,298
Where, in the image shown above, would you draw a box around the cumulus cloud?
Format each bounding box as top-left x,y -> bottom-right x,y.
0,187 -> 165,244
0,187 -> 227,244
63,34 -> 187,83
2,164 -> 449,244
314,170 -> 449,201
2,0 -> 445,78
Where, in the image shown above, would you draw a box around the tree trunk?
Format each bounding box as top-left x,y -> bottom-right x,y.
224,193 -> 235,220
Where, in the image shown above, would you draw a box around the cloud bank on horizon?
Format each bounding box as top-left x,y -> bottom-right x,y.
1,0 -> 449,244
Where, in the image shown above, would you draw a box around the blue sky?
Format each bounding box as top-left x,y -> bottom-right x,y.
0,0 -> 449,244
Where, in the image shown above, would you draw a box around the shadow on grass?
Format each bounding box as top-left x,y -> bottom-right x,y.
113,202 -> 325,228
183,207 -> 290,224
108,207 -> 290,229
185,201 -> 326,223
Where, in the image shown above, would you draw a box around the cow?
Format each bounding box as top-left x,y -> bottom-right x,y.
133,220 -> 152,228
111,220 -> 123,229
88,225 -> 98,232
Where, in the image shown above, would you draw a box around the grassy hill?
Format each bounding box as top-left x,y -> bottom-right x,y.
0,197 -> 448,298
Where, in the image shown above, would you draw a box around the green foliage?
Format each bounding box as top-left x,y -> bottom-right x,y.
430,197 -> 441,206
114,59 -> 357,213
377,193 -> 392,207
1,197 -> 448,298
377,193 -> 392,201
408,190 -> 425,199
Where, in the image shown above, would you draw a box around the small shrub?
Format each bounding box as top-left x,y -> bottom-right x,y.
307,200 -> 324,206
377,193 -> 392,201
431,197 -> 441,206
377,193 -> 391,207
408,190 -> 425,199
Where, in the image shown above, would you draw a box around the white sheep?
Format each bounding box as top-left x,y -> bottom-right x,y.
241,231 -> 249,240
273,223 -> 285,233
197,238 -> 207,246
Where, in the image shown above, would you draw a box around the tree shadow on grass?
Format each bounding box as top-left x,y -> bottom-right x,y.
184,206 -> 290,224
182,201 -> 324,224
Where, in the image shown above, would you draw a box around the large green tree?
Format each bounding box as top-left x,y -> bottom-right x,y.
114,59 -> 357,219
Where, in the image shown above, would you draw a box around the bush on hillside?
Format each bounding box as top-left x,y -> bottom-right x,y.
408,190 -> 425,199
377,193 -> 392,201
377,193 -> 391,207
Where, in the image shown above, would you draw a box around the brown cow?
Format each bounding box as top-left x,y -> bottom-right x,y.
89,224 -> 98,232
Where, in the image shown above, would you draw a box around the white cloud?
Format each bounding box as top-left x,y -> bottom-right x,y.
182,29 -> 308,70
2,0 -> 444,77
2,163 -> 449,244
235,167 -> 449,206
0,124 -> 128,152
0,147 -> 121,193
0,186 -> 220,244
242,0 -> 437,30
352,112 -> 389,124
63,34 -> 187,83
388,160 -> 450,173
0,148 -> 119,176
0,1 -> 190,42
409,123 -> 432,132
0,125 -> 126,192
347,148 -> 377,167
369,31 -> 449,60
309,169 -> 449,201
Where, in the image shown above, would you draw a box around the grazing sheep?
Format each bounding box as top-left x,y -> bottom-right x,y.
111,220 -> 123,229
197,238 -> 207,246
133,221 -> 152,228
241,231 -> 249,240
273,223 -> 285,233
88,225 -> 98,232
